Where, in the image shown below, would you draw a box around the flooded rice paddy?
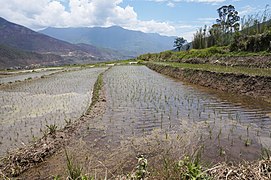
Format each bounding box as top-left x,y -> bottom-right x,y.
101,65 -> 271,163
1,65 -> 271,167
0,67 -> 107,157
0,69 -> 63,84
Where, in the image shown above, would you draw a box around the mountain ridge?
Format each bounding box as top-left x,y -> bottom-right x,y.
39,26 -> 176,56
0,17 -> 127,69
0,17 -> 81,53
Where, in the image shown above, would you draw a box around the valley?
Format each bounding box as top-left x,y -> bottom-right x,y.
0,64 -> 270,179
0,1 -> 271,179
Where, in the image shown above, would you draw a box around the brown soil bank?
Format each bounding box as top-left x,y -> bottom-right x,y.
145,62 -> 271,102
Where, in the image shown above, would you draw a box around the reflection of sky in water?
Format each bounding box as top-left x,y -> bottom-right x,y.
0,70 -> 61,84
0,67 -> 107,157
102,66 -> 271,161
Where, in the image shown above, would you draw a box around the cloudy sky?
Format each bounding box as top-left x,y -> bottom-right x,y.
0,0 -> 270,41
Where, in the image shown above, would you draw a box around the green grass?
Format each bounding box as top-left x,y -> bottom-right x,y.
45,124 -> 58,135
88,72 -> 103,111
148,62 -> 271,77
138,46 -> 271,61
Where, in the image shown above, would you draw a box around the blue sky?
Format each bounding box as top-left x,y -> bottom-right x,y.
1,0 -> 270,41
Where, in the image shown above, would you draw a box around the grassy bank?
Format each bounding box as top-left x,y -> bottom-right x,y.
138,46 -> 271,61
88,72 -> 103,110
146,61 -> 271,77
53,149 -> 271,179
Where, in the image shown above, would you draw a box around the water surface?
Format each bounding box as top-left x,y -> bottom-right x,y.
101,65 -> 271,163
0,67 -> 107,157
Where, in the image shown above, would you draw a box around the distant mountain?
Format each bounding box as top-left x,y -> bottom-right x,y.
0,17 -> 127,69
39,26 -> 176,56
0,17 -> 82,53
0,45 -> 63,69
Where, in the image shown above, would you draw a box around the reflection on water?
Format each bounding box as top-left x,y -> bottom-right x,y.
0,70 -> 61,84
0,68 -> 107,157
102,65 -> 271,163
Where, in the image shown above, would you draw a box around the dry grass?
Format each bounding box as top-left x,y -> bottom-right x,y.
206,158 -> 271,180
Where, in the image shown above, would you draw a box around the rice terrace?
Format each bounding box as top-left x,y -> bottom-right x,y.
1,1 -> 271,179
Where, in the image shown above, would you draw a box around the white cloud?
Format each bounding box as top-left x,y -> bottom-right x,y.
127,20 -> 176,35
148,0 -> 226,5
185,0 -> 225,3
0,0 -> 176,35
197,17 -> 216,21
167,2 -> 175,7
238,5 -> 257,16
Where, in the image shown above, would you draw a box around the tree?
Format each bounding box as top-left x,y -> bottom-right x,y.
209,24 -> 223,46
174,37 -> 186,51
216,5 -> 240,33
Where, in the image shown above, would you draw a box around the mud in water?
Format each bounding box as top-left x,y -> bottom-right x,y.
145,63 -> 271,102
0,69 -> 63,84
18,65 -> 271,179
0,67 -> 107,157
103,66 -> 271,163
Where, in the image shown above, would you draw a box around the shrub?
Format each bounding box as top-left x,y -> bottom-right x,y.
230,31 -> 271,52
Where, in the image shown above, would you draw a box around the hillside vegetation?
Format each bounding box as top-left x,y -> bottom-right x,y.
138,46 -> 271,60
139,5 -> 271,66
146,61 -> 271,77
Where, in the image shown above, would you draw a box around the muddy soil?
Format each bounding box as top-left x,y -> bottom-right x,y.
1,65 -> 271,179
0,82 -> 107,179
0,68 -> 107,157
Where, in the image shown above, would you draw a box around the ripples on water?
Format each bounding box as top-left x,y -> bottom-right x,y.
103,65 -> 271,162
0,68 -> 107,157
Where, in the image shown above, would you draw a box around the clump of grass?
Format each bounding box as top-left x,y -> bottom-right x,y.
46,124 -> 57,135
65,149 -> 83,180
53,150 -> 94,180
89,73 -> 103,110
128,155 -> 149,179
177,155 -> 209,180
145,144 -> 209,180
65,119 -> 72,127
245,138 -> 251,146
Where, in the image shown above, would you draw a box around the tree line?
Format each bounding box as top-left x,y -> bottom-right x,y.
174,4 -> 271,52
